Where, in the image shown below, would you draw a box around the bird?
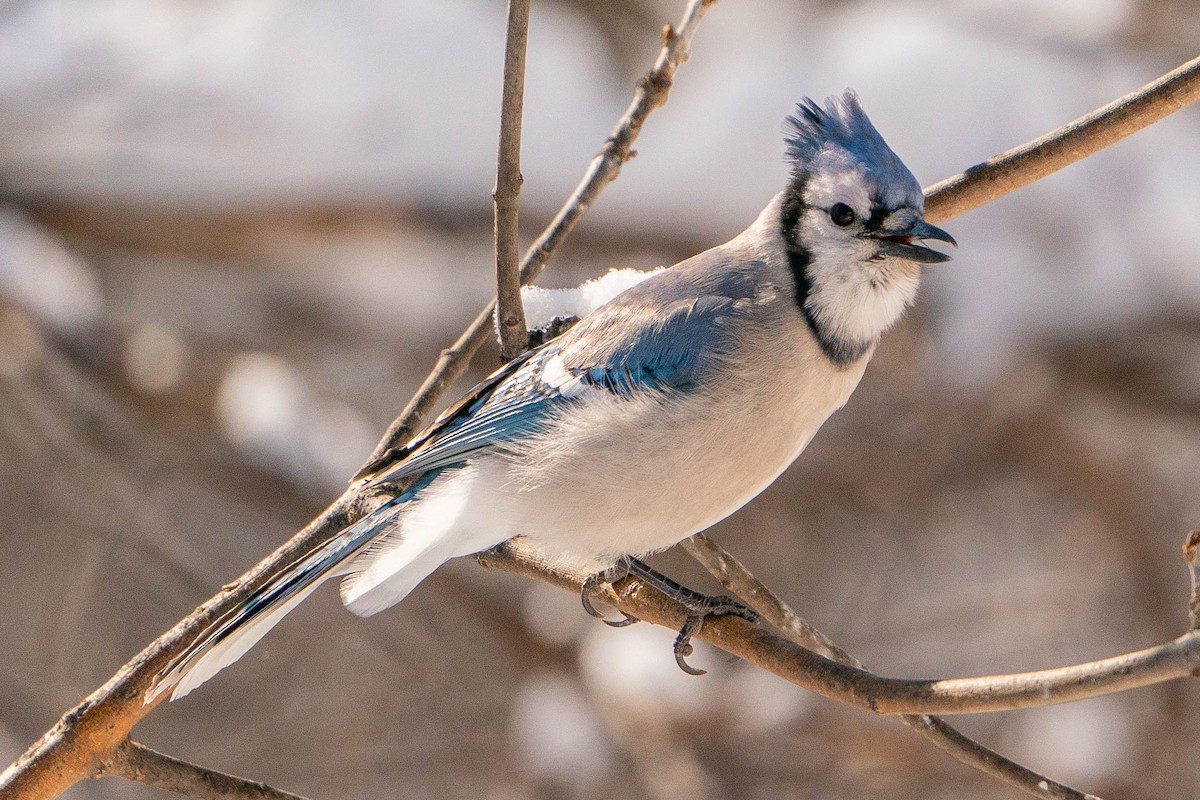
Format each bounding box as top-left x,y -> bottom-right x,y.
148,90 -> 955,702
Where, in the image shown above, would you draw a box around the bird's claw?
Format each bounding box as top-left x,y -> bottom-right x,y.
605,611 -> 640,628
670,594 -> 758,675
581,560 -> 641,626
582,556 -> 759,675
674,614 -> 706,675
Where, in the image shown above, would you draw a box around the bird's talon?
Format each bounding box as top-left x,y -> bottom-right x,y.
670,613 -> 709,675
580,577 -> 608,620
674,644 -> 706,675
581,559 -> 637,624
584,557 -> 763,676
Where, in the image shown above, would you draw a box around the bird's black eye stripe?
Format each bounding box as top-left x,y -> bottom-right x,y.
829,202 -> 856,227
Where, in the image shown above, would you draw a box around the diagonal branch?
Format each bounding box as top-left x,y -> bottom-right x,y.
680,534 -> 1095,800
924,54 -> 1200,222
494,0 -> 532,361
1184,530 -> 1200,630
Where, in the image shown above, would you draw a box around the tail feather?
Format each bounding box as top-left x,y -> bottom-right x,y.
338,465 -> 504,617
147,496 -> 407,703
339,530 -> 458,617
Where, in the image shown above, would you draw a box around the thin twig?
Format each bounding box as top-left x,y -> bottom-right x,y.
681,534 -> 1095,800
680,535 -> 849,661
103,741 -> 310,800
361,0 -> 717,465
494,0 -> 532,361
924,54 -> 1200,222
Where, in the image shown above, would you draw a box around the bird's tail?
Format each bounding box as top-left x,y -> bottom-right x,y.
147,495 -> 408,703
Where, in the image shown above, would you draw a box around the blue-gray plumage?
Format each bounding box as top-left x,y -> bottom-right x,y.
149,90 -> 955,701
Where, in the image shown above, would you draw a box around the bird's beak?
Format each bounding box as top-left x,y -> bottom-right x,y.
861,218 -> 957,264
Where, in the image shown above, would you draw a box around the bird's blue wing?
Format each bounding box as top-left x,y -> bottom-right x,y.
557,294 -> 741,395
362,346 -> 568,483
361,291 -> 742,485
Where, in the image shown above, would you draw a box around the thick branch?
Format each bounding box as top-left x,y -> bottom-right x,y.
103,741 -> 310,800
494,0 -> 531,361
681,534 -> 1095,800
362,0 -> 717,464
477,537 -> 1200,717
924,54 -> 1200,222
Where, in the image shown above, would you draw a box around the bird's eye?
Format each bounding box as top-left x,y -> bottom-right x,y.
829,203 -> 856,227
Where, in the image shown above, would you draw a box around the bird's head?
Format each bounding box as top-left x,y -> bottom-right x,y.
778,90 -> 955,363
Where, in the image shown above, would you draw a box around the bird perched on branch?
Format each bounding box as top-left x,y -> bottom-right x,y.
150,90 -> 955,702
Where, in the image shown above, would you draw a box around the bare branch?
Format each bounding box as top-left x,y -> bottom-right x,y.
680,534 -> 849,662
477,537 -> 1200,718
494,0 -> 531,361
924,54 -> 1200,222
102,741 -> 310,800
361,0 -> 718,465
681,534 -> 1096,800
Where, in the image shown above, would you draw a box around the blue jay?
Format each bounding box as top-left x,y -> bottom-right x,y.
149,90 -> 954,702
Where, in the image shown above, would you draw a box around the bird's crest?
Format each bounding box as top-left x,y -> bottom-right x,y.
784,90 -> 919,198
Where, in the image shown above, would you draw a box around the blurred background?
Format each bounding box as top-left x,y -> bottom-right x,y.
2,0 -> 1199,798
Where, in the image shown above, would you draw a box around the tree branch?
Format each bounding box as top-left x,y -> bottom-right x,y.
680,534 -> 1095,800
494,0 -> 531,361
476,536 -> 1200,718
0,487 -> 376,800
102,741 -> 310,800
924,54 -> 1200,222
361,0 -> 718,465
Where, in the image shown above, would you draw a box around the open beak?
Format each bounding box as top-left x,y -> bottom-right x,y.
861,218 -> 957,264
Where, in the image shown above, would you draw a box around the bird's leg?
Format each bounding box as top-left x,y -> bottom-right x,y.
580,555 -> 759,675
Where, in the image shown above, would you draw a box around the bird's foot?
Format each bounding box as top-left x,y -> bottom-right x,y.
581,558 -> 640,627
580,555 -> 759,675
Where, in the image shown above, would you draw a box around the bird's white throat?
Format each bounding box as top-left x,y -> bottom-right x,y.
802,246 -> 922,351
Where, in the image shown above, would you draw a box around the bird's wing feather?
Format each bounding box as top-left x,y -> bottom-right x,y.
365,347 -> 565,482
557,294 -> 742,394
363,288 -> 743,484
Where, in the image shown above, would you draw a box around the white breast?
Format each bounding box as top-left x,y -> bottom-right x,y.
461,320 -> 870,564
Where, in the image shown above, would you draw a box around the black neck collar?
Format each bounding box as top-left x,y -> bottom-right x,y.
779,177 -> 871,366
